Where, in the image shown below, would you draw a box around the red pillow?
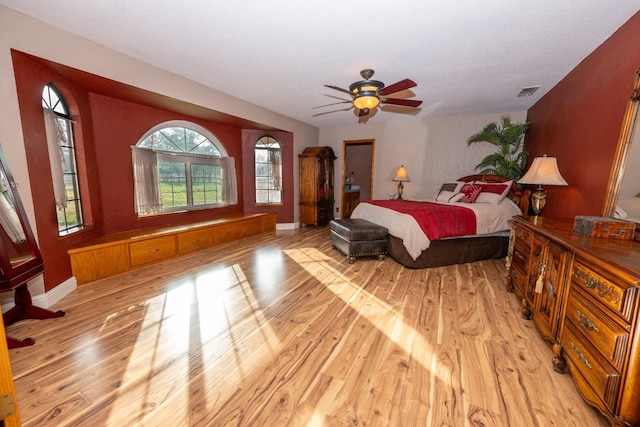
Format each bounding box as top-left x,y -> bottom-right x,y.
459,184 -> 482,203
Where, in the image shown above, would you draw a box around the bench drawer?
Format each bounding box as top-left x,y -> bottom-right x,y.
177,229 -> 215,254
129,236 -> 176,267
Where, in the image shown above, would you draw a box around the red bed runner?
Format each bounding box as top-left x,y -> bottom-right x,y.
365,200 -> 477,241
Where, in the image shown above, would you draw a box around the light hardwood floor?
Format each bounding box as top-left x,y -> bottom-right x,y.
7,227 -> 608,426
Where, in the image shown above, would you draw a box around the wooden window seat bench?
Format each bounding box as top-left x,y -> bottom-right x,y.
68,212 -> 277,284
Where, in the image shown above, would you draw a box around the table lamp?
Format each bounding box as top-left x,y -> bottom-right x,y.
393,165 -> 410,199
518,154 -> 568,215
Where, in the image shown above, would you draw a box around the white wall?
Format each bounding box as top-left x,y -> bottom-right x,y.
320,111 -> 528,209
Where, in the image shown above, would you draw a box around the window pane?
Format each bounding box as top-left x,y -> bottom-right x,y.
256,190 -> 269,204
134,123 -> 237,215
255,149 -> 268,163
270,190 -> 282,203
141,126 -> 222,157
159,161 -> 188,208
254,136 -> 282,205
255,163 -> 271,177
191,163 -> 221,206
42,85 -> 84,235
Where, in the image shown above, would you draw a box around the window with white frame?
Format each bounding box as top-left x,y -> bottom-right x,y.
42,84 -> 84,235
255,136 -> 282,204
132,121 -> 237,216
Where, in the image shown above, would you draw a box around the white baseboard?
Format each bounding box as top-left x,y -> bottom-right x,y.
276,222 -> 298,230
1,277 -> 77,312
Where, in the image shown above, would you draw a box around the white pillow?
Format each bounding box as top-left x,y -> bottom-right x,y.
436,191 -> 464,203
475,180 -> 512,205
619,197 -> 640,218
434,181 -> 465,202
615,206 -> 629,219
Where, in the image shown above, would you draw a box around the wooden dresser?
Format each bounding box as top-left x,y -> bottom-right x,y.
299,146 -> 337,227
507,216 -> 640,427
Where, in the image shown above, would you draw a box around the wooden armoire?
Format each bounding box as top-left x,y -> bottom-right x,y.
299,146 -> 337,227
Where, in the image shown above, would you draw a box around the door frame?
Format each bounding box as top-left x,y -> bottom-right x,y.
342,139 -> 375,216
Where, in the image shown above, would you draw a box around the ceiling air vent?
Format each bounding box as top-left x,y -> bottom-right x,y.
517,86 -> 540,97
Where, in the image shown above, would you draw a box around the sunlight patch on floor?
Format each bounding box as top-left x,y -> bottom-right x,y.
283,247 -> 451,383
104,262 -> 282,425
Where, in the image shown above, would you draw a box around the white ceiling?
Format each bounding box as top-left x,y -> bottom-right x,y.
2,1 -> 639,129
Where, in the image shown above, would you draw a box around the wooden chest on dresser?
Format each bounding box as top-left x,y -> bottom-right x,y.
507,216 -> 640,427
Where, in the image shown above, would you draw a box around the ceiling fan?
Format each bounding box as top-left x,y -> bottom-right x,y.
317,69 -> 423,117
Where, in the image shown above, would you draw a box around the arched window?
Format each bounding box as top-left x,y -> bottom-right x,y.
42,84 -> 84,235
255,136 -> 282,204
132,121 -> 237,216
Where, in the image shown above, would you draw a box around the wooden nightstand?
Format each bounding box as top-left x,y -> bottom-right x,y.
343,190 -> 360,218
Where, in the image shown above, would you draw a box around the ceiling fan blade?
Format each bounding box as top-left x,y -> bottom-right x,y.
312,100 -> 352,109
379,79 -> 417,96
325,84 -> 353,95
358,108 -> 370,117
381,98 -> 423,107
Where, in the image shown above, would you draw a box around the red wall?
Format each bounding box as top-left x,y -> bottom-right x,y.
11,51 -> 292,291
525,11 -> 640,218
89,93 -> 244,234
241,129 -> 294,223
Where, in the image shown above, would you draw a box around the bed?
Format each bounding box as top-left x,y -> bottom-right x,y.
350,174 -> 530,268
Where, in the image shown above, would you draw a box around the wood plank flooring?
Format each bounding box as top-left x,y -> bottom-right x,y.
6,227 -> 609,426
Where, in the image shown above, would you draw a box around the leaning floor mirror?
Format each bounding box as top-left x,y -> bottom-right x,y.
604,67 -> 640,240
0,144 -> 64,348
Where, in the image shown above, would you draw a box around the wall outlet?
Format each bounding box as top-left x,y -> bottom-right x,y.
336,207 -> 339,212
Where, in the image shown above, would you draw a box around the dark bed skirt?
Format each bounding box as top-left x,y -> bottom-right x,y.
388,234 -> 509,269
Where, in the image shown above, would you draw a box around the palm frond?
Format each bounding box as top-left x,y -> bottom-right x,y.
468,116 -> 531,179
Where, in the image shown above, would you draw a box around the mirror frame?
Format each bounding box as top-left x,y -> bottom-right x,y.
0,145 -> 44,290
603,68 -> 640,223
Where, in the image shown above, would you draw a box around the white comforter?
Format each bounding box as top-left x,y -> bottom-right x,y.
350,199 -> 522,260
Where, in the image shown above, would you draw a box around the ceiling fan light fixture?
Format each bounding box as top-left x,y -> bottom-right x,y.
320,69 -> 422,117
353,92 -> 380,110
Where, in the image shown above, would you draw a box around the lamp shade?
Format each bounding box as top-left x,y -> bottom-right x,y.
518,155 -> 568,186
393,165 -> 411,182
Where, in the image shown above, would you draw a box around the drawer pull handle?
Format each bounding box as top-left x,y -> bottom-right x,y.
192,239 -> 200,243
570,343 -> 592,369
510,270 -> 520,281
576,310 -> 599,333
602,227 -> 629,237
149,248 -> 160,253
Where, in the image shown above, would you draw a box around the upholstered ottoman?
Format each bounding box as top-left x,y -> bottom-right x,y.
330,219 -> 388,263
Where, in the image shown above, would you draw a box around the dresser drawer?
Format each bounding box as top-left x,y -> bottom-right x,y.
513,224 -> 533,247
508,262 -> 527,296
566,287 -> 630,371
571,260 -> 636,322
129,235 -> 176,267
560,321 -> 621,411
511,240 -> 530,273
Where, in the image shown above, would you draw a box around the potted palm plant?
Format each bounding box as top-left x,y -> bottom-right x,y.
467,116 -> 530,181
